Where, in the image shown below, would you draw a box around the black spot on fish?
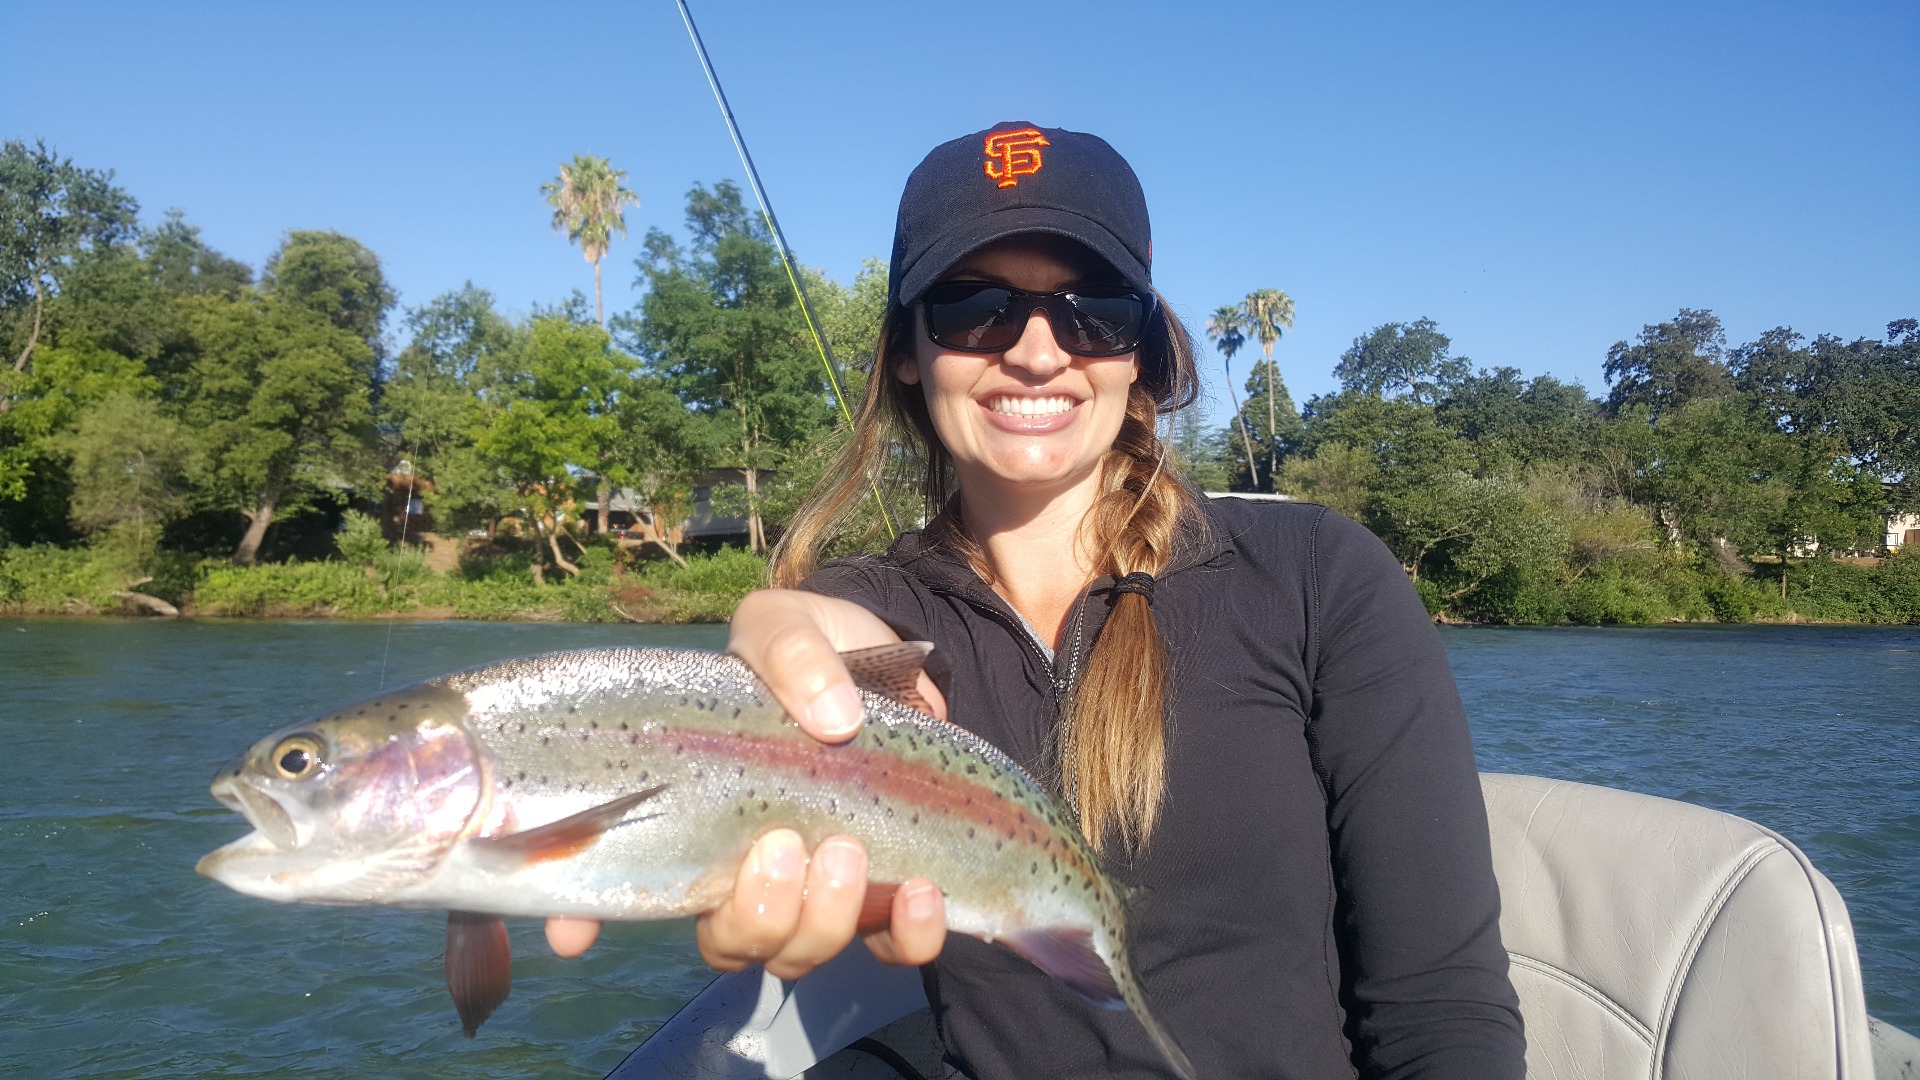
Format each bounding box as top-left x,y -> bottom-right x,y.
1030,862 -> 1038,875
965,763 -> 978,776
355,709 -> 366,717
736,807 -> 745,817
885,807 -> 894,818
745,789 -> 755,799
629,733 -> 640,745
568,704 -> 577,714
540,735 -> 551,745
620,760 -> 629,769
759,800 -> 769,812
996,840 -> 1004,850
517,771 -> 526,781
966,827 -> 975,839
829,799 -> 838,813
589,720 -> 598,729
604,761 -> 613,770
639,771 -> 649,782
516,723 -> 525,733
619,722 -> 628,731
398,703 -> 410,710
734,765 -> 745,777
911,813 -> 920,825
731,707 -> 742,719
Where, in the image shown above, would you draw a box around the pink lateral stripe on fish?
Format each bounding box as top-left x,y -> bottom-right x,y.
196,643 -> 1196,1080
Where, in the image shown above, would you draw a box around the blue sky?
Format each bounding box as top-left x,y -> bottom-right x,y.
3,1 -> 1915,423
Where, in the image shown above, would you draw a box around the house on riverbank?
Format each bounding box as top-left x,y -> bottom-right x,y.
1888,510 -> 1920,551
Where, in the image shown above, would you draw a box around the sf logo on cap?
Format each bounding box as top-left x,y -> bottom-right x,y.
984,128 -> 1050,188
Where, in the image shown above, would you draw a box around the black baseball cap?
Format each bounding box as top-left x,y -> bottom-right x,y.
888,122 -> 1152,308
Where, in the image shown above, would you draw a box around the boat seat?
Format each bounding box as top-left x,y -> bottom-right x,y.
609,773 -> 1890,1079
1481,772 -> 1875,1079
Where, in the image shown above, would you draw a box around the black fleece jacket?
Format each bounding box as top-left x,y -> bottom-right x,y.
801,497 -> 1525,1080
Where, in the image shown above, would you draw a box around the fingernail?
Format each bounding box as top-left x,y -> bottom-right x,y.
806,682 -> 864,739
905,882 -> 939,921
818,839 -> 863,889
762,830 -> 803,882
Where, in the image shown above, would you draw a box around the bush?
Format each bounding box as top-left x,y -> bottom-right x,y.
0,545 -> 121,613
335,511 -> 388,566
626,547 -> 769,623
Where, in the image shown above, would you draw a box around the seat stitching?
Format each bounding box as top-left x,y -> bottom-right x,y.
1650,839 -> 1776,1080
1507,951 -> 1655,1046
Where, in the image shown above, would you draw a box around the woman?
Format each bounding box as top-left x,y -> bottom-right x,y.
553,122 -> 1524,1078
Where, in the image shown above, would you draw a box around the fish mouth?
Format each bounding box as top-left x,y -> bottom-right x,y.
211,773 -> 298,850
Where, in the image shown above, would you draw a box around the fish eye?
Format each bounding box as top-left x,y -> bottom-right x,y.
271,734 -> 325,780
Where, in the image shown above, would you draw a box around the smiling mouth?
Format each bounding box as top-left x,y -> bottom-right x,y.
984,395 -> 1078,417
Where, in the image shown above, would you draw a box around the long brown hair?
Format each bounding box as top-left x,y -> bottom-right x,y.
772,289 -> 1207,854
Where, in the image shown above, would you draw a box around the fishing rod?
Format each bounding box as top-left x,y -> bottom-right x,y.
675,0 -> 898,540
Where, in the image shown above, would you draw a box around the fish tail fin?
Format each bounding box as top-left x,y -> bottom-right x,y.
1002,926 -> 1196,1080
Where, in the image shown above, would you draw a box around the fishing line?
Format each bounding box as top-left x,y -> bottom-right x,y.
676,0 -> 898,540
376,450 -> 416,691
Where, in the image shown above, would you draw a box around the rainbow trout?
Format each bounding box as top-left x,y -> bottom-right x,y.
196,644 -> 1194,1079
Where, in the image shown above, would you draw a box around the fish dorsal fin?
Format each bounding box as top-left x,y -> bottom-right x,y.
445,911 -> 510,1036
840,641 -> 936,713
469,784 -> 668,867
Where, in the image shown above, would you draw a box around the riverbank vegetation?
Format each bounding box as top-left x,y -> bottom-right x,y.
3,140 -> 1915,624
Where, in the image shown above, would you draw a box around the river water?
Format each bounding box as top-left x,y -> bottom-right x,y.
1,619 -> 1914,1077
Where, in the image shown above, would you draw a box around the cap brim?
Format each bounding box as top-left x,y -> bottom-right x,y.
895,205 -> 1152,307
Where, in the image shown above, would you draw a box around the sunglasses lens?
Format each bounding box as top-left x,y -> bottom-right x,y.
923,284 -> 1151,356
1058,289 -> 1148,355
924,283 -> 1023,352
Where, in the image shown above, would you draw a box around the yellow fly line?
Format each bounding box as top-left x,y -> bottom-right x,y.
675,0 -> 897,539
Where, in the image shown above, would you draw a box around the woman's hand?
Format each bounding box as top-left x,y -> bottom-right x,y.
546,588 -> 949,973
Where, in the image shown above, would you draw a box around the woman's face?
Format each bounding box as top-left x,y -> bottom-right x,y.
898,234 -> 1140,503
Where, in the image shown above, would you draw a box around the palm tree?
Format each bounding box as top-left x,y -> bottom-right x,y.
541,155 -> 640,326
1242,289 -> 1296,489
1205,305 -> 1261,489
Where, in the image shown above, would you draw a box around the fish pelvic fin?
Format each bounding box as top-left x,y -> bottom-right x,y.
855,881 -> 901,933
468,784 -> 668,867
445,911 -> 510,1037
1002,926 -> 1197,1080
839,641 -> 937,714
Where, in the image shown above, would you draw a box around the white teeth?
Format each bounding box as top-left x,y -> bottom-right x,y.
987,395 -> 1075,417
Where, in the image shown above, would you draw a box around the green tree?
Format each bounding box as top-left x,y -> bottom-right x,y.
1170,415 -> 1235,492
63,390 -> 191,579
0,140 -> 140,382
1204,304 -> 1260,489
1241,288 -> 1295,488
178,292 -> 380,564
385,285 -> 521,534
631,181 -> 834,552
1603,308 -> 1729,418
1437,366 -> 1601,466
144,210 -> 252,298
1234,362 -> 1304,487
612,373 -> 711,565
1333,318 -> 1468,405
261,230 -> 396,355
542,154 -> 640,327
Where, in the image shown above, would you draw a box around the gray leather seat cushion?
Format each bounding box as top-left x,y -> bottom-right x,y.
1481,773 -> 1875,1079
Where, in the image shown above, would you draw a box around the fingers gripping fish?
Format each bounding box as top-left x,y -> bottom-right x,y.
196,644 -> 1195,1080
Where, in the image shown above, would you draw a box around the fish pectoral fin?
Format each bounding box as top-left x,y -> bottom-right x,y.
469,783 -> 669,867
999,926 -> 1122,1007
855,881 -> 901,933
839,641 -> 938,713
445,911 -> 510,1037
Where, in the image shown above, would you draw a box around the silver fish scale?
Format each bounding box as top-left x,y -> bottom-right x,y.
416,647 -> 1109,928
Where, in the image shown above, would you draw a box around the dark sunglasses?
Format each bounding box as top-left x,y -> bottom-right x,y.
921,281 -> 1156,357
